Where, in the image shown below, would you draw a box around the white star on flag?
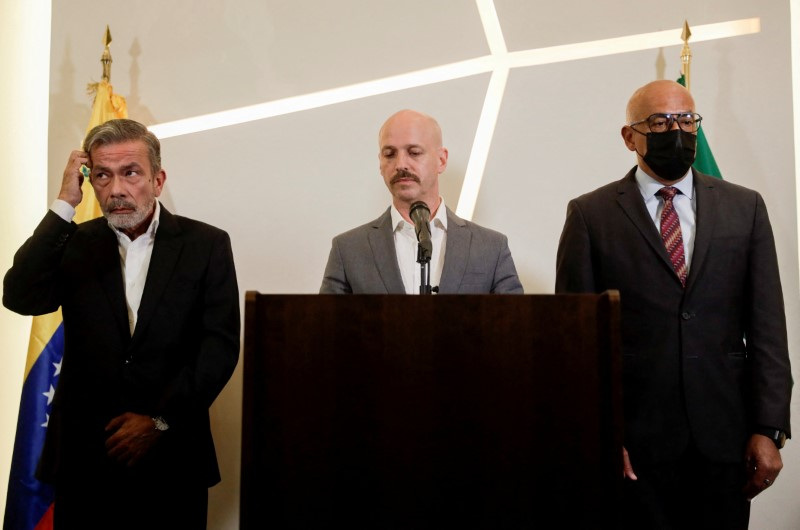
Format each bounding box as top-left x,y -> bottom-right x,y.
43,384 -> 56,405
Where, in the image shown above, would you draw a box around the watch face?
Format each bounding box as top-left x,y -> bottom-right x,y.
153,416 -> 169,431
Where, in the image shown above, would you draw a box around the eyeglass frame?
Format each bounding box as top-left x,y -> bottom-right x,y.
628,112 -> 703,134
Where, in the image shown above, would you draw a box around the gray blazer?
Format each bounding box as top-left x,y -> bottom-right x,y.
320,206 -> 523,294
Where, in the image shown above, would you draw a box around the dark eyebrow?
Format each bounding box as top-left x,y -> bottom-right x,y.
91,161 -> 144,174
121,162 -> 144,172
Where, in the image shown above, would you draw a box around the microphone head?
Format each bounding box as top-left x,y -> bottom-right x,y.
409,201 -> 433,261
409,201 -> 431,224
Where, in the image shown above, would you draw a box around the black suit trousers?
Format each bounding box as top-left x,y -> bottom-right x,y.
620,442 -> 750,530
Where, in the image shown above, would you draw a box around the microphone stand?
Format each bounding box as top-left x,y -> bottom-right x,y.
417,243 -> 435,295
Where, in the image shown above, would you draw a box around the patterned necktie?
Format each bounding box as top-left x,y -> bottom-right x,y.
656,186 -> 687,287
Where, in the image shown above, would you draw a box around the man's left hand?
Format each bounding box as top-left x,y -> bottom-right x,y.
105,412 -> 163,467
743,434 -> 783,500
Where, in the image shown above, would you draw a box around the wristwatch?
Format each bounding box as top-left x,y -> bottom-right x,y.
152,416 -> 170,432
754,427 -> 786,449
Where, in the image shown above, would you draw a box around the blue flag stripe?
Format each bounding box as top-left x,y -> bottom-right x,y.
4,323 -> 63,530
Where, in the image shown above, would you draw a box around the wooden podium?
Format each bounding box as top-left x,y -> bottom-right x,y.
241,292 -> 622,528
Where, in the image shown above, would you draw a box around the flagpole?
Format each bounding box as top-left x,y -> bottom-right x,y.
681,20 -> 692,92
81,26 -> 129,223
101,25 -> 112,83
676,20 -> 723,179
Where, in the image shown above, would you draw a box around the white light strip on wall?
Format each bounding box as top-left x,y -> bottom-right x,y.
457,0 -> 509,220
792,0 -> 800,290
149,56 -> 496,140
148,14 -> 762,221
0,0 -> 52,520
458,68 -> 509,220
508,18 -> 761,68
148,17 -> 761,143
476,0 -> 507,56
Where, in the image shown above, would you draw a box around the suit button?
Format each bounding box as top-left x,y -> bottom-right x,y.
681,312 -> 692,320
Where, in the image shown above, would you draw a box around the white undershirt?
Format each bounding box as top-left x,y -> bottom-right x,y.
111,201 -> 160,334
390,198 -> 448,294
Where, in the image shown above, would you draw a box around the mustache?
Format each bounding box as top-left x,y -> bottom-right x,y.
390,169 -> 420,185
105,199 -> 137,211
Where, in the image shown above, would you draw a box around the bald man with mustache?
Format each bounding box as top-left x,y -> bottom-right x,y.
320,109 -> 522,294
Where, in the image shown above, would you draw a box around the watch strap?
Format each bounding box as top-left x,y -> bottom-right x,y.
754,427 -> 786,449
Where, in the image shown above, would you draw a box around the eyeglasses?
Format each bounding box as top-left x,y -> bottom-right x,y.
629,112 -> 703,134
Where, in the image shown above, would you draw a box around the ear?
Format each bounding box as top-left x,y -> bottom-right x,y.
437,147 -> 448,174
621,126 -> 637,152
153,169 -> 167,197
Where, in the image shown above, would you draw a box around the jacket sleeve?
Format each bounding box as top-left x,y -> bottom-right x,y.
319,237 -> 352,294
555,199 -> 597,294
491,235 -> 524,294
745,193 -> 792,438
3,210 -> 77,315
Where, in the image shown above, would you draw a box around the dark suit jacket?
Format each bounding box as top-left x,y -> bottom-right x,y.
320,206 -> 523,294
555,167 -> 791,465
3,206 -> 240,488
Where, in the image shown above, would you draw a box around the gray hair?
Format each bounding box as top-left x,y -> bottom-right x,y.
83,118 -> 161,175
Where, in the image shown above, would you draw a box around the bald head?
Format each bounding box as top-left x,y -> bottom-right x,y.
378,109 -> 448,216
626,80 -> 695,124
621,80 -> 699,183
379,109 -> 443,149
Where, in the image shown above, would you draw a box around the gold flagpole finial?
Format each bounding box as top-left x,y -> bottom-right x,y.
680,20 -> 692,92
101,25 -> 113,82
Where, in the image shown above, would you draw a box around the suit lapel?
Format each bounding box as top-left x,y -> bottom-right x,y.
131,206 -> 183,346
90,219 -> 132,342
439,208 -> 469,293
685,171 -> 717,292
615,168 -> 679,280
368,208 -> 405,293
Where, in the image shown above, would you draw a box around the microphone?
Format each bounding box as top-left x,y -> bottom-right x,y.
409,201 -> 433,260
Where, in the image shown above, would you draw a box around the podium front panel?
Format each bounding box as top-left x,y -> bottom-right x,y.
242,292 -> 622,528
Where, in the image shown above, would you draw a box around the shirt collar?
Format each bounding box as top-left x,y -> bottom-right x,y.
391,197 -> 448,232
635,166 -> 694,200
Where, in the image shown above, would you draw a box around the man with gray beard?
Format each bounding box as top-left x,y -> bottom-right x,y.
3,119 -> 240,529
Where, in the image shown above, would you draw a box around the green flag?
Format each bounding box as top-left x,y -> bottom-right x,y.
677,74 -> 722,178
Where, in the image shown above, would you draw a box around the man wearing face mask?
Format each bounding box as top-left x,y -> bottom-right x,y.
555,80 -> 791,529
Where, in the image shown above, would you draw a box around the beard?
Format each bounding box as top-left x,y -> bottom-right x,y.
103,196 -> 155,231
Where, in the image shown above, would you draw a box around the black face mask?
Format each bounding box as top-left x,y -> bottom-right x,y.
642,129 -> 697,181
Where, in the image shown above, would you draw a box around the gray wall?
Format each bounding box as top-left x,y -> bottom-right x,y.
5,1 -> 799,528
